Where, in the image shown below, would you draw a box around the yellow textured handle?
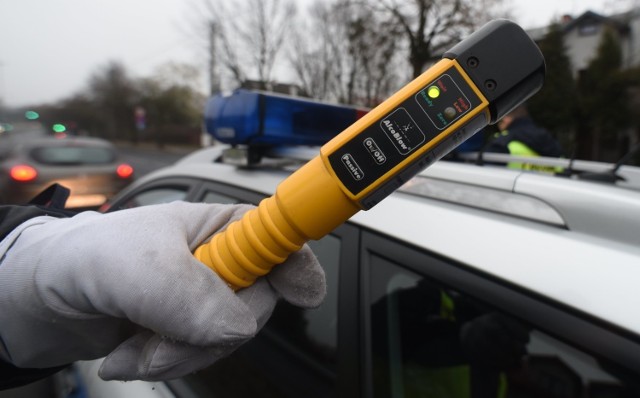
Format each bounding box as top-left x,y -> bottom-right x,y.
194,156 -> 360,290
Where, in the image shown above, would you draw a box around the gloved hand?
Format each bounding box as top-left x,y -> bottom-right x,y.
0,201 -> 325,381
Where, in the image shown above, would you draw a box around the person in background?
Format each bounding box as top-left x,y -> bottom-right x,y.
483,104 -> 564,171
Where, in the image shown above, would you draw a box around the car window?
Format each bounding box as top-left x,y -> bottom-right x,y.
267,234 -> 340,362
368,255 -> 640,397
115,187 -> 189,209
177,233 -> 341,398
30,146 -> 115,165
201,191 -> 240,204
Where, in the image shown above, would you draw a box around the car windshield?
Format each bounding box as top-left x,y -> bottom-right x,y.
30,146 -> 115,165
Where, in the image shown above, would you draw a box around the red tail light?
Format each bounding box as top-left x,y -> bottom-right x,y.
10,165 -> 38,182
116,164 -> 134,179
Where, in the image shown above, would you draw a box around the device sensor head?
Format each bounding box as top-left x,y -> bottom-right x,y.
443,19 -> 545,123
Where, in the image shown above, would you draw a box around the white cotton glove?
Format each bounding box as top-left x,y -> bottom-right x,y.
0,201 -> 325,381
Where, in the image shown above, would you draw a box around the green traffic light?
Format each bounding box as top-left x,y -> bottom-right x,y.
52,124 -> 66,133
25,110 -> 40,120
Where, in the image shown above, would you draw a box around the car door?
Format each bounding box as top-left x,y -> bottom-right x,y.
361,230 -> 640,398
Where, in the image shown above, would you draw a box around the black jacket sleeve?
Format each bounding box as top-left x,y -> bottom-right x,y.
0,203 -> 76,390
0,205 -> 75,242
0,360 -> 68,390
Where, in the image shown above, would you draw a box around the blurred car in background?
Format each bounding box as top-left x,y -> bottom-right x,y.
0,136 -> 134,209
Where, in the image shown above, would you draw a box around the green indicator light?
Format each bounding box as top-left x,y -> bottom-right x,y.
52,124 -> 66,133
25,110 -> 40,120
427,86 -> 440,99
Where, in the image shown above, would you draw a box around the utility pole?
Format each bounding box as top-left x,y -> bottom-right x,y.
0,60 -> 4,109
209,21 -> 221,95
202,22 -> 220,148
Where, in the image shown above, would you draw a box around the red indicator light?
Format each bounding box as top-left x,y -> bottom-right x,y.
356,109 -> 369,120
116,164 -> 134,179
10,165 -> 38,182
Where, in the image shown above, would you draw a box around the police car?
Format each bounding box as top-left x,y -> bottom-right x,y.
56,87 -> 640,397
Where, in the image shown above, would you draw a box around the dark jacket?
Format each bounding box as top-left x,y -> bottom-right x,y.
0,205 -> 72,242
484,117 -> 564,158
0,187 -> 74,390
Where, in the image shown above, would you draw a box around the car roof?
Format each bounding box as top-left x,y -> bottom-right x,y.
125,144 -> 640,336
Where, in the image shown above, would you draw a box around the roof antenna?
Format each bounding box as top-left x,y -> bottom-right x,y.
579,142 -> 640,183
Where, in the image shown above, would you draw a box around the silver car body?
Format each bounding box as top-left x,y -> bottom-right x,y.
68,144 -> 640,397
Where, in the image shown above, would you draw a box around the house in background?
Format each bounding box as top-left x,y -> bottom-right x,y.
528,8 -> 640,78
527,8 -> 640,162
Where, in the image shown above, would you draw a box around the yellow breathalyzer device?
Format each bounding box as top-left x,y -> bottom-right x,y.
194,19 -> 546,290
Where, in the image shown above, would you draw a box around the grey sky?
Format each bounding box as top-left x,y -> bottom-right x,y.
0,0 -> 613,108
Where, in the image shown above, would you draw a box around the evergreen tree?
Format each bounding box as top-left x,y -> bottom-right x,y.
578,26 -> 630,161
88,62 -> 138,142
527,23 -> 577,155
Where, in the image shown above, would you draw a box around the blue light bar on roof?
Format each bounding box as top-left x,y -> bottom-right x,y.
204,89 -> 369,147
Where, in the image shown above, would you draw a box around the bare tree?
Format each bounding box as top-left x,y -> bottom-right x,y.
290,0 -> 403,106
342,5 -> 404,106
372,0 -> 506,78
152,62 -> 203,93
289,2 -> 343,101
88,62 -> 138,141
200,0 -> 296,88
